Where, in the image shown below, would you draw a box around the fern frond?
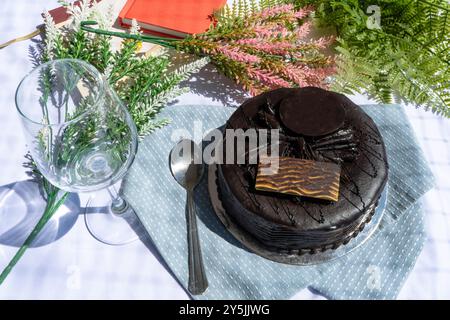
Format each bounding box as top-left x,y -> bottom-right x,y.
297,0 -> 450,116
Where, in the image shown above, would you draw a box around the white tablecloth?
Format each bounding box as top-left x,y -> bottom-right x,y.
0,0 -> 449,299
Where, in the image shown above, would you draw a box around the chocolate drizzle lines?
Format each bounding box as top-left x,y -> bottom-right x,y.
340,164 -> 366,211
339,191 -> 365,213
274,195 -> 298,226
291,196 -> 326,224
234,167 -> 261,211
285,206 -> 297,226
362,120 -> 382,145
318,207 -> 326,224
267,199 -> 282,218
355,150 -> 378,178
277,126 -> 360,164
358,143 -> 384,162
298,202 -> 326,224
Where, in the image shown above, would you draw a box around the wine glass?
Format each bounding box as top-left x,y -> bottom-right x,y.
15,59 -> 141,245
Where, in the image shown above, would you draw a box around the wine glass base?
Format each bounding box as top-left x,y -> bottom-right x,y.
84,189 -> 143,246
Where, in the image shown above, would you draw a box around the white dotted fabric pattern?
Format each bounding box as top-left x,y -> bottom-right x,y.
123,104 -> 434,300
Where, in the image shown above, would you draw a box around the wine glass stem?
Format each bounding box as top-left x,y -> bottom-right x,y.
111,195 -> 129,215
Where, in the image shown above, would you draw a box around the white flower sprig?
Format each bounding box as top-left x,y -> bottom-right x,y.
63,0 -> 95,31
42,10 -> 61,60
129,19 -> 141,35
94,4 -> 115,30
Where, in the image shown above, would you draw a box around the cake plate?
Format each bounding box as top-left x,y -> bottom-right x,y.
207,163 -> 388,266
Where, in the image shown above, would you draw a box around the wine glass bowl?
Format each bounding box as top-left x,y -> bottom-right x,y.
15,59 -> 138,193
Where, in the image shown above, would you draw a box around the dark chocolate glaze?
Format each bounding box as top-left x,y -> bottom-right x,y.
217,87 -> 389,250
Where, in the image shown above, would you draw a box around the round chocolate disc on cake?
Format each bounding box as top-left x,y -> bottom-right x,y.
217,87 -> 389,253
279,89 -> 346,136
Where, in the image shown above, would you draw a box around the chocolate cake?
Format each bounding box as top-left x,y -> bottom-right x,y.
217,87 -> 388,253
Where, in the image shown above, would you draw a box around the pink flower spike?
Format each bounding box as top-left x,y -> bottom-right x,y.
296,21 -> 312,39
235,38 -> 260,46
216,45 -> 261,64
248,85 -> 263,96
247,41 -> 295,55
294,5 -> 315,19
259,4 -> 294,19
314,36 -> 336,49
280,63 -> 336,88
302,65 -> 336,87
236,38 -> 294,55
247,67 -> 290,88
253,25 -> 290,38
282,65 -> 308,87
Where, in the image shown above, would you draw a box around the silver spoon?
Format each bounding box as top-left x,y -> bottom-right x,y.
169,139 -> 208,295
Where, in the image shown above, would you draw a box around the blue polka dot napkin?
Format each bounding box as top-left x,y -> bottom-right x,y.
123,104 -> 434,300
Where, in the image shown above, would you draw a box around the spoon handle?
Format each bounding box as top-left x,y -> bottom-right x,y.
186,190 -> 208,295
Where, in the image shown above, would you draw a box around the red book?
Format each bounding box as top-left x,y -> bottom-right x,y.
119,0 -> 227,38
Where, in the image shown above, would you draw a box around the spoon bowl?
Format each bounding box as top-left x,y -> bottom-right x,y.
169,139 -> 204,190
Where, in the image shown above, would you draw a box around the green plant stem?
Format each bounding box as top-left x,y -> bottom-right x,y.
0,191 -> 69,285
80,21 -> 178,49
